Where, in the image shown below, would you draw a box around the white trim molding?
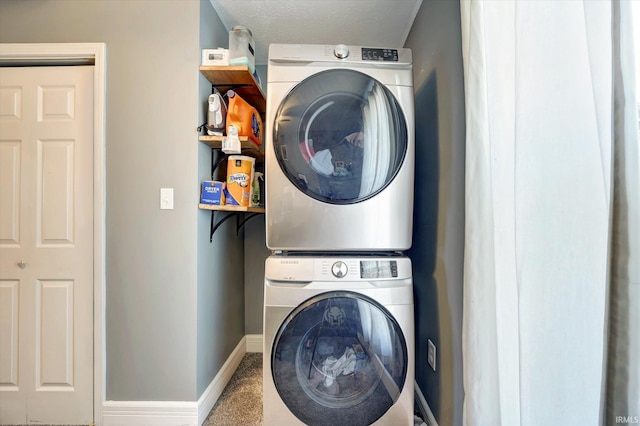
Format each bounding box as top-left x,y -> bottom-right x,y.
103,401 -> 198,425
0,42 -> 107,426
245,334 -> 264,353
197,337 -> 247,424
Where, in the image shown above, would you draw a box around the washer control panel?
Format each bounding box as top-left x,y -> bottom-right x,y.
265,256 -> 410,281
325,259 -> 398,279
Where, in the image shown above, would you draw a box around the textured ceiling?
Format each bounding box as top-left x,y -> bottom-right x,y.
209,0 -> 423,65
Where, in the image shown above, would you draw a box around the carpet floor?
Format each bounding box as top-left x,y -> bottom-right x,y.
203,352 -> 428,426
203,352 -> 263,426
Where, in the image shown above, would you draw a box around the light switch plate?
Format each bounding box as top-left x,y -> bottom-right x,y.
160,188 -> 174,210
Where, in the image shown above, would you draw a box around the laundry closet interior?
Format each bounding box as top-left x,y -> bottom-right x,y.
202,1 -> 464,424
198,0 -> 464,424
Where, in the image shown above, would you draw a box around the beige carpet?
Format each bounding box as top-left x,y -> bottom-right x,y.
203,352 -> 263,426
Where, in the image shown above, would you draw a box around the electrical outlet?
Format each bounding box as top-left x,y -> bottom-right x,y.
428,339 -> 436,372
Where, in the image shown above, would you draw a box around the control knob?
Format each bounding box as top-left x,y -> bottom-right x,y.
334,44 -> 349,59
331,261 -> 348,278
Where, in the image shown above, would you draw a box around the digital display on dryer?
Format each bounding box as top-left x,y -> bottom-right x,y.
361,48 -> 399,61
360,260 -> 398,278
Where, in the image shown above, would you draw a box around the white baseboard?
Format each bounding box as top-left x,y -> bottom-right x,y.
102,400 -> 198,425
197,336 -> 247,424
245,333 -> 263,353
103,335 -> 263,426
415,381 -> 439,426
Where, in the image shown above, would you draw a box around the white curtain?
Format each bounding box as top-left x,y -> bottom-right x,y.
460,1 -> 639,425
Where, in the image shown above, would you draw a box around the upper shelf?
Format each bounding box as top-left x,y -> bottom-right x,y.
199,65 -> 265,114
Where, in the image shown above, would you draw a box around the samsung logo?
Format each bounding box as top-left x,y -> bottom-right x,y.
280,260 -> 299,264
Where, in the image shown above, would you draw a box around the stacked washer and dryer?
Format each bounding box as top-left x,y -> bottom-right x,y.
263,44 -> 416,426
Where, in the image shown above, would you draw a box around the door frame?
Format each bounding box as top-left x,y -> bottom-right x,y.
0,42 -> 106,424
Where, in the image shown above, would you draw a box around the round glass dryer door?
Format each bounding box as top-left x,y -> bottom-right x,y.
273,69 -> 408,204
271,292 -> 408,426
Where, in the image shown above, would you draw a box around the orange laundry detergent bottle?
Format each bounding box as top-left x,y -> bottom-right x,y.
226,90 -> 263,146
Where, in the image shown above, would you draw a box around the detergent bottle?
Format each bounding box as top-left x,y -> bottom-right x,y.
251,172 -> 264,207
226,90 -> 263,146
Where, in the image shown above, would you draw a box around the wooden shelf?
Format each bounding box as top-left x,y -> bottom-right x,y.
199,204 -> 265,213
199,65 -> 267,241
198,135 -> 264,160
199,65 -> 265,114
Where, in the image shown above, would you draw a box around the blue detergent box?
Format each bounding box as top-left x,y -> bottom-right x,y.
200,181 -> 226,205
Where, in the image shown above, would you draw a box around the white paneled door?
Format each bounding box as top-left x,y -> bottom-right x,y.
0,66 -> 93,424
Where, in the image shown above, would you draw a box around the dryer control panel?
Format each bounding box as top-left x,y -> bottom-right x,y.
361,48 -> 399,62
269,44 -> 412,66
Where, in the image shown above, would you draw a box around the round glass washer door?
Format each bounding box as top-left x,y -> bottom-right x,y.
271,291 -> 408,426
273,69 -> 408,204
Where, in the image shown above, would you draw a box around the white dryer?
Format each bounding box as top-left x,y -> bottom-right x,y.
266,44 -> 415,251
263,255 -> 415,426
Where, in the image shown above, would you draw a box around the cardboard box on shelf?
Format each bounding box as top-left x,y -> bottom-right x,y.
202,48 -> 229,66
200,181 -> 226,205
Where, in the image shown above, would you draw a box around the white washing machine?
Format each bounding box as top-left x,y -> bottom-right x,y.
263,255 -> 415,426
266,44 -> 415,251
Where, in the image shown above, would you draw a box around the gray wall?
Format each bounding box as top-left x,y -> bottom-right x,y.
196,0 -> 246,398
405,1 -> 466,425
244,64 -> 271,336
244,216 -> 270,335
0,0 -> 245,402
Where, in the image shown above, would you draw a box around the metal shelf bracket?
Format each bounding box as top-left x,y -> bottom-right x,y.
209,210 -> 263,242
